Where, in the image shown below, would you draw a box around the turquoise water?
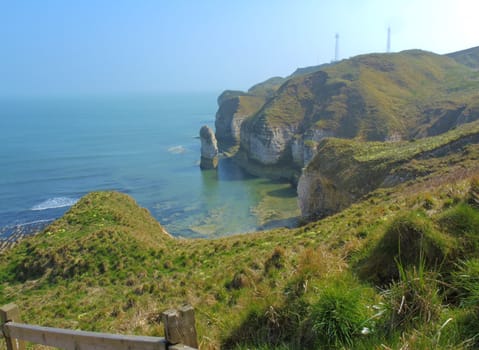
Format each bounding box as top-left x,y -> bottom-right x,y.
0,94 -> 299,238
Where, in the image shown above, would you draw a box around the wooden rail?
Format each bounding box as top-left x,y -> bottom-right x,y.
1,303 -> 198,350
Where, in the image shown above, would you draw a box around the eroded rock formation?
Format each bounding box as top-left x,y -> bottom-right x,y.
199,125 -> 219,170
215,95 -> 265,150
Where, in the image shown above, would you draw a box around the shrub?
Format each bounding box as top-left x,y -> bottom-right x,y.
286,247 -> 345,298
222,298 -> 310,348
310,279 -> 368,348
439,203 -> 479,255
358,211 -> 453,284
439,203 -> 479,237
226,271 -> 251,290
264,246 -> 286,274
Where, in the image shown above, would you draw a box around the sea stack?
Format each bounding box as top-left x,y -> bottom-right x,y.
199,125 -> 219,169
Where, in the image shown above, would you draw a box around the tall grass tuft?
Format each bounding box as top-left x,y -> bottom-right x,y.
381,259 -> 442,332
310,278 -> 368,348
439,202 -> 479,255
452,259 -> 479,308
448,259 -> 479,347
358,210 -> 453,284
264,246 -> 286,274
467,177 -> 479,208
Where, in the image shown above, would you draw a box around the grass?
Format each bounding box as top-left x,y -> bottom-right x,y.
242,49 -> 479,142
357,210 -> 454,284
300,120 -> 479,219
453,259 -> 479,309
310,277 -> 372,348
1,48 -> 479,350
223,49 -> 479,186
311,120 -> 479,164
381,259 -> 442,331
1,153 -> 479,349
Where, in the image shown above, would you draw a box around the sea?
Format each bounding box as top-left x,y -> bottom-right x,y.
0,93 -> 299,239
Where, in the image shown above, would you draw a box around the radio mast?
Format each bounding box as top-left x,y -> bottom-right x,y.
387,26 -> 391,53
335,33 -> 339,61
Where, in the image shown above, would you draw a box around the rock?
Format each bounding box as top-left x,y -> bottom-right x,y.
240,120 -> 298,165
297,166 -> 351,219
199,125 -> 219,170
215,95 -> 265,150
297,138 -> 389,219
292,128 -> 335,167
217,90 -> 245,106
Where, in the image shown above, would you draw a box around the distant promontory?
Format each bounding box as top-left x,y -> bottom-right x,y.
206,46 -> 479,219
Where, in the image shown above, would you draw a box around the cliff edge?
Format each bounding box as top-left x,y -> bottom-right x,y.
298,121 -> 479,219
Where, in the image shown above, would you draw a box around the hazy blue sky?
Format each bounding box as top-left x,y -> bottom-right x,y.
1,0 -> 478,96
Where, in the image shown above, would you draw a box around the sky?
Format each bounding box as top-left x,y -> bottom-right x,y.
1,0 -> 478,97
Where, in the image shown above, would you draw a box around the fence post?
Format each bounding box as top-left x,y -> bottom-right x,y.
162,305 -> 198,348
0,304 -> 25,350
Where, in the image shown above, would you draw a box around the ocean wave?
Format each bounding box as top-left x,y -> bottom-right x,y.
17,218 -> 55,227
0,218 -> 55,239
31,197 -> 79,211
167,145 -> 187,154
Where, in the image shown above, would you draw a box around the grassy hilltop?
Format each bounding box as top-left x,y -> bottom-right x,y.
245,49 -> 479,141
2,47 -> 479,349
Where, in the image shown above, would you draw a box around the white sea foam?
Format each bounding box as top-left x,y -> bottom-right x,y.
31,197 -> 78,211
17,218 -> 55,227
167,145 -> 187,154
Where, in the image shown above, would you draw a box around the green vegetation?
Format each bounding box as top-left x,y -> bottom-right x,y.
2,172 -> 479,349
247,76 -> 286,98
448,46 -> 479,70
2,48 -> 479,349
310,277 -> 372,348
242,49 -> 479,140
301,119 -> 479,219
357,211 -> 454,284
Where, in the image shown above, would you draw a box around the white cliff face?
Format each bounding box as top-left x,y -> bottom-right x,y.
303,142 -> 318,165
241,122 -> 298,165
230,113 -> 248,144
200,125 -> 218,159
215,98 -> 238,147
292,128 -> 335,167
297,167 -> 350,219
297,170 -> 317,218
200,125 -> 219,169
214,95 -> 265,149
291,138 -> 304,166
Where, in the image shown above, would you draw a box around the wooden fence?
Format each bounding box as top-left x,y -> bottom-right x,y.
0,303 -> 198,350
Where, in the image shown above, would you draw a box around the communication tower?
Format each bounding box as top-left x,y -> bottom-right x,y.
387,26 -> 391,53
335,33 -> 339,61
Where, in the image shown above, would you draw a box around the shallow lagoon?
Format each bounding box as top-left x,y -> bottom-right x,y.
0,93 -> 299,238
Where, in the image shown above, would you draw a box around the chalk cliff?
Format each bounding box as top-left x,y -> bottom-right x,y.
199,125 -> 219,169
215,95 -> 265,150
214,49 -> 479,182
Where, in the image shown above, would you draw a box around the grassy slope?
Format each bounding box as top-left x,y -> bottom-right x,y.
307,119 -> 479,173
1,134 -> 479,349
447,46 -> 479,69
299,120 -> 479,219
247,50 -> 479,141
